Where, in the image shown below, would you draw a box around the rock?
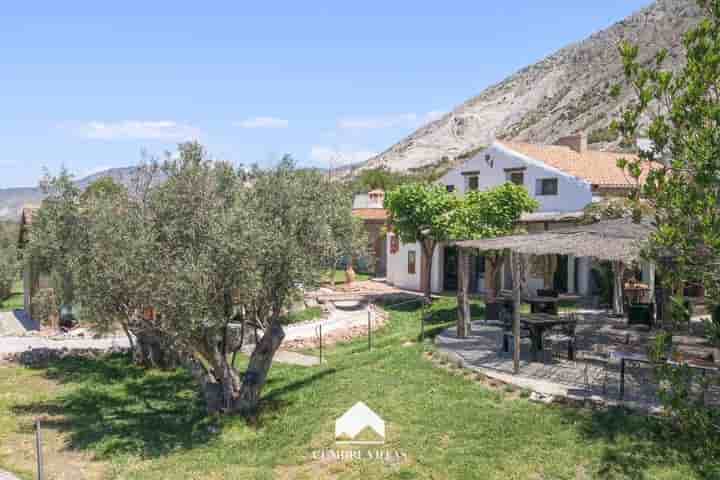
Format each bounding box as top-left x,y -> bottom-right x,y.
359,0 -> 701,173
529,392 -> 555,405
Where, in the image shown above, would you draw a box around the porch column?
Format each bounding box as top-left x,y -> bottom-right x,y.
612,260 -> 625,316
577,257 -> 590,296
567,254 -> 576,294
456,248 -> 471,338
642,261 -> 656,303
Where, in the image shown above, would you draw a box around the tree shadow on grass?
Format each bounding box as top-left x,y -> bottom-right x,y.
13,354 -> 216,459
559,407 -> 720,479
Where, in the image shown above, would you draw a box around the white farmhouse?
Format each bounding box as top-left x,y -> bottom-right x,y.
386,133 -> 643,297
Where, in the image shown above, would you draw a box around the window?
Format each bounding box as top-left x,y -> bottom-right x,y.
509,171 -> 524,186
467,175 -> 479,191
537,178 -> 558,196
408,251 -> 416,274
446,185 -> 455,193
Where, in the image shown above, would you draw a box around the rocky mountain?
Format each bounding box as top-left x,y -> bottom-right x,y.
0,167 -> 144,221
366,0 -> 701,171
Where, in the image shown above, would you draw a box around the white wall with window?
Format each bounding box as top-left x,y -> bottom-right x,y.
439,142 -> 592,212
385,232 -> 443,292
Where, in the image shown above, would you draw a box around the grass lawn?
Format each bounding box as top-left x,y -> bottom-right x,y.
0,280 -> 24,312
0,297 -> 712,479
281,306 -> 324,325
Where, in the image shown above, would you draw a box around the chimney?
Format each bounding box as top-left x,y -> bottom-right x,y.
554,132 -> 587,154
368,189 -> 385,208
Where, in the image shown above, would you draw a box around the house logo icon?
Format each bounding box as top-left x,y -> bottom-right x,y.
335,401 -> 385,445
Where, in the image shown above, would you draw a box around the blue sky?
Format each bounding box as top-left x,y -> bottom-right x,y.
1,0 -> 651,187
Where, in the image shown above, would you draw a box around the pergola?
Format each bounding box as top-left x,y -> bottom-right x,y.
452,218 -> 655,373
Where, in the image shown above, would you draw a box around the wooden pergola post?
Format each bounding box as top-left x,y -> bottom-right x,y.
511,251 -> 522,374
457,247 -> 471,338
612,260 -> 626,316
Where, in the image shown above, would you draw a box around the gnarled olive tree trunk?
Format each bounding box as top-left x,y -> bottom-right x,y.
235,321 -> 285,415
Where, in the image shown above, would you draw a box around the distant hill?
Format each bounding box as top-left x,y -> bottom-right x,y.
0,167 -> 144,221
365,0 -> 702,171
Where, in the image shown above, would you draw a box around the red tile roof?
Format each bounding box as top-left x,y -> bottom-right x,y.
352,208 -> 388,221
498,141 -> 647,187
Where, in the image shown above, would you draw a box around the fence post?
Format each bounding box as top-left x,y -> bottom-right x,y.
35,419 -> 43,480
368,303 -> 373,351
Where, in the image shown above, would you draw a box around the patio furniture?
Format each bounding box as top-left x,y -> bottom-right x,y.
520,313 -> 578,362
627,302 -> 654,327
544,313 -> 578,362
577,344 -> 611,395
610,350 -> 650,400
501,309 -> 531,355
525,295 -> 560,315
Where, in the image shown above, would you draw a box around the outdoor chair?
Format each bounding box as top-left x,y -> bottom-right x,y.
575,343 -> 611,396
500,309 -> 531,355
544,313 -> 578,363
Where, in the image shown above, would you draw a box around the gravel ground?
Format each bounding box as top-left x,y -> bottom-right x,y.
0,305 -> 371,356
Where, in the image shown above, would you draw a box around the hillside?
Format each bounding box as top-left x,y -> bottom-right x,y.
366,0 -> 701,171
0,167 -> 143,221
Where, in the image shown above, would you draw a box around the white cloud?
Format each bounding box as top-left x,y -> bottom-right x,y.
310,146 -> 377,166
234,117 -> 289,129
337,111 -> 445,130
76,120 -> 201,141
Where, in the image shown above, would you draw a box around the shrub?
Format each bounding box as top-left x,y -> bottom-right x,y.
31,288 -> 59,326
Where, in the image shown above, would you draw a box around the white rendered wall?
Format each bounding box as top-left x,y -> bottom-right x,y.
439,142 -> 592,213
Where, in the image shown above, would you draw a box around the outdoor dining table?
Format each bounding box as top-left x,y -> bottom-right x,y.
524,295 -> 561,315
519,313 -> 577,362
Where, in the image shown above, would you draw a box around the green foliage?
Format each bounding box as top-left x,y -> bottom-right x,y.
450,183 -> 538,240
582,197 -> 654,224
60,142 -> 361,412
80,176 -> 128,203
281,306 -> 323,325
385,182 -> 536,298
349,167 -> 414,193
0,239 -> 19,300
615,1 -> 720,306
322,181 -> 369,275
349,161 -> 454,194
384,183 -> 459,246
26,167 -> 82,305
588,125 -> 619,144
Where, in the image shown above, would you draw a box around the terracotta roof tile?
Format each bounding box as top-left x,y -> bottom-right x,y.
497,141 -> 647,187
352,208 -> 388,221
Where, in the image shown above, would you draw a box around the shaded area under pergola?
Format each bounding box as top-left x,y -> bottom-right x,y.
451,218 -> 655,373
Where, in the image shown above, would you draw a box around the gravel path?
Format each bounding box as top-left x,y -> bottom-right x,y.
0,304 -> 370,356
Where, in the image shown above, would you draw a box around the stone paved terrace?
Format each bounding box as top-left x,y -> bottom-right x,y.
436,310 -> 720,411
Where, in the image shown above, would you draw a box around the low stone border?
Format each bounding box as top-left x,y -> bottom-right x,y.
3,346 -> 129,367
429,346 -> 664,416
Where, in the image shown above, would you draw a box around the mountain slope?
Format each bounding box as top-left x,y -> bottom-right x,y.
0,167 -> 145,221
367,0 -> 701,171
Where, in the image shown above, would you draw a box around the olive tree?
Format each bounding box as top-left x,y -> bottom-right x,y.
25,168 -> 82,308
615,0 -> 720,458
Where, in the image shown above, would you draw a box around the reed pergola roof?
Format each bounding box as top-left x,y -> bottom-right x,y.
453,218 -> 654,263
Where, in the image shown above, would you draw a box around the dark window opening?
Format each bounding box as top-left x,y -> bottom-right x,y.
537,178 -> 558,196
